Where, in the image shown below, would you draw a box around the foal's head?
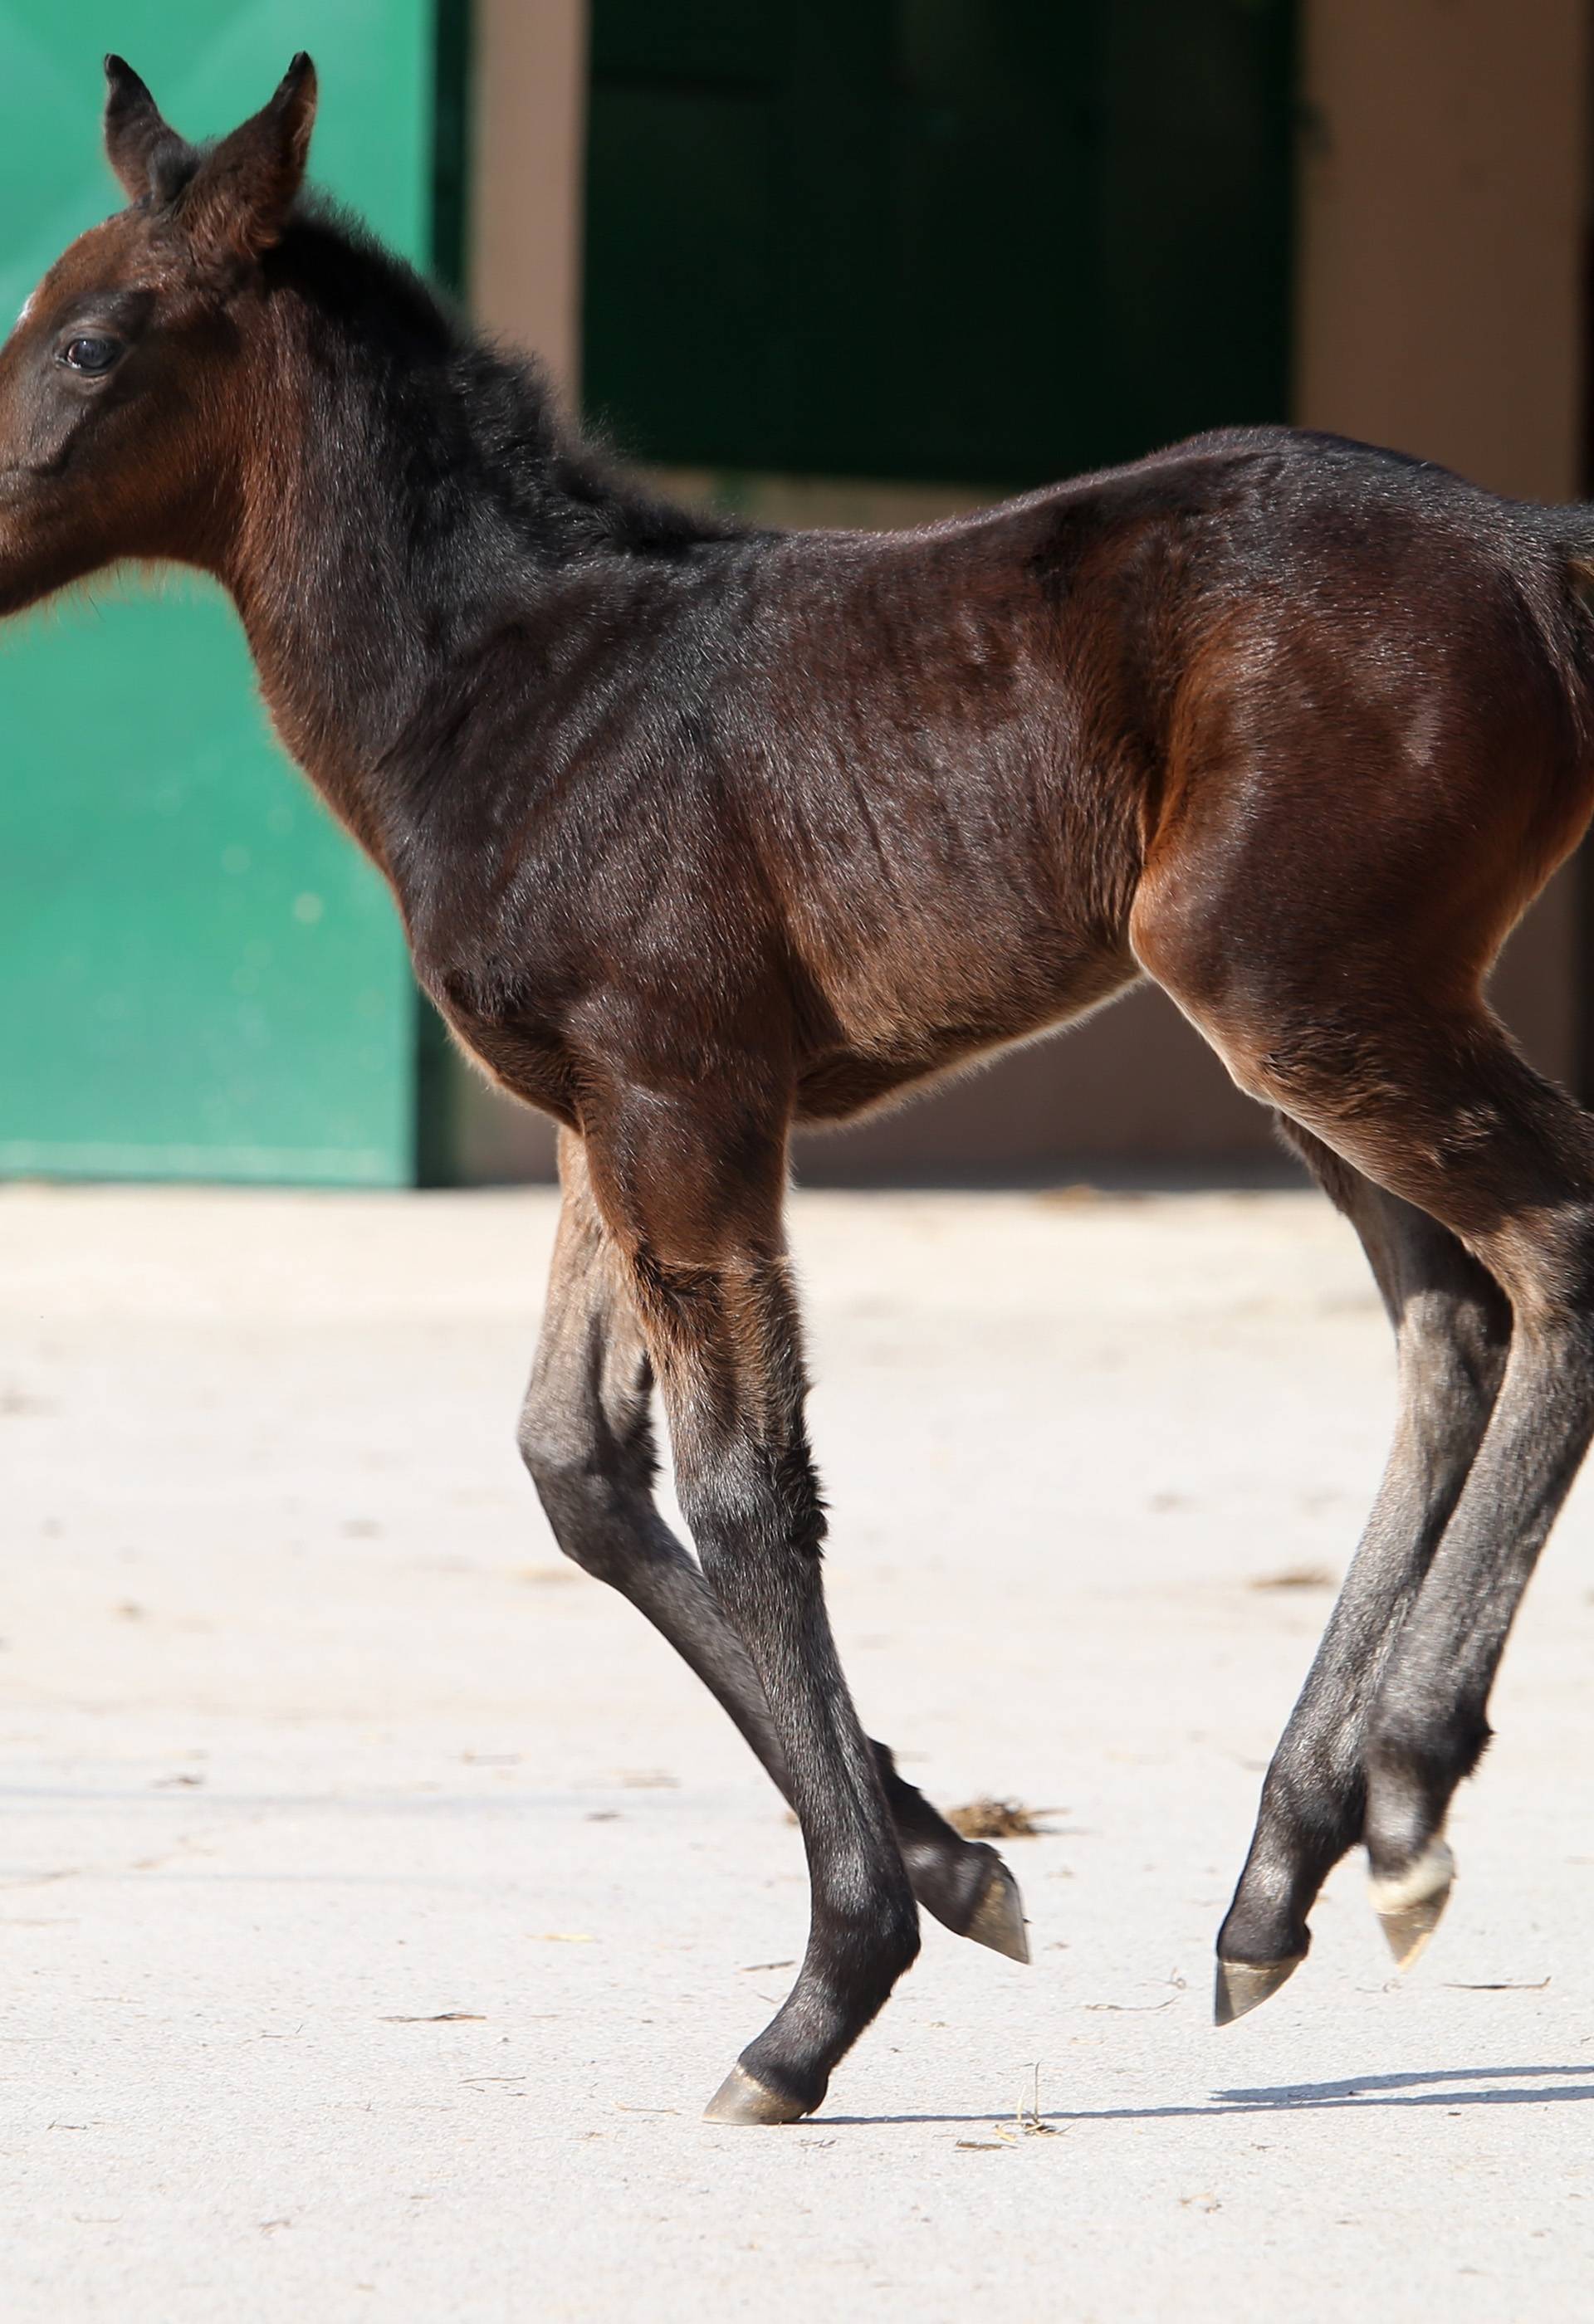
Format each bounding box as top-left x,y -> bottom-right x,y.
0,56 -> 317,614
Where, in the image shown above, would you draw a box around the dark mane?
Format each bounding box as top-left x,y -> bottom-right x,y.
268,196 -> 752,566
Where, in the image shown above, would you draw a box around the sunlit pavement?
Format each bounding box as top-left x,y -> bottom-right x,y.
3,1182 -> 1591,2322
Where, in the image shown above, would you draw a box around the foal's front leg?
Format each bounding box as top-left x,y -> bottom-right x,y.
521,1132 -> 1026,1957
583,1099 -> 918,2123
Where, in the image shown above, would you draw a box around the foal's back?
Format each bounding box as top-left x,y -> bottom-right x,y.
628,425 -> 1594,1128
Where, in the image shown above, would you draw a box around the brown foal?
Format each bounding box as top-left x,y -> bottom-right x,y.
5,57 -> 1594,2121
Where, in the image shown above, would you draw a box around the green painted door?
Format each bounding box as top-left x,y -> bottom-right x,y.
584,0 -> 1296,489
0,6 -> 449,1184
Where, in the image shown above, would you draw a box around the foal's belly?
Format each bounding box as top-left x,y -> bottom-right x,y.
794,948 -> 1140,1125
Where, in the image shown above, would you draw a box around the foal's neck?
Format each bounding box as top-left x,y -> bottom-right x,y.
217,215 -> 733,874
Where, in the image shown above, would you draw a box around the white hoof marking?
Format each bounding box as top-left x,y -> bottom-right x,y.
1368,1838 -> 1455,1915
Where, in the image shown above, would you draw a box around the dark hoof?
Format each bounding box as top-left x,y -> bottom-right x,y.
1214,1952 -> 1303,2026
965,1857 -> 1030,1964
1370,1839 -> 1454,1972
702,2063 -> 809,2126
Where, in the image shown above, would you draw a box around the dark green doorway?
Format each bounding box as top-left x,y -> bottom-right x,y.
583,1 -> 1297,494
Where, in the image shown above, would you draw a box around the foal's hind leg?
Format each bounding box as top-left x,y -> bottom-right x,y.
1214,1122 -> 1511,2020
1133,627 -> 1594,2004
519,1130 -> 1027,1960
1341,1048 -> 1594,1962
1145,973 -> 1594,1998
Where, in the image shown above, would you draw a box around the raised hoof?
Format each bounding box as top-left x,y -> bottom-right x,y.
965,1858 -> 1031,1964
1370,1839 -> 1455,1972
1214,1953 -> 1303,2026
702,2063 -> 809,2126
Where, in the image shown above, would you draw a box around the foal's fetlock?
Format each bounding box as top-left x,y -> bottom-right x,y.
874,1745 -> 1030,1964
963,1849 -> 1031,1964
1213,1896 -> 1308,2025
1213,1953 -> 1304,2026
902,1833 -> 1030,1963
706,1884 -> 921,2127
703,2058 -> 821,2126
1364,1722 -> 1469,1970
1367,1836 -> 1455,1970
1213,1866 -> 1313,2025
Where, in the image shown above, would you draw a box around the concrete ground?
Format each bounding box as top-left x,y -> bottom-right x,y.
2,1180 -> 1592,2322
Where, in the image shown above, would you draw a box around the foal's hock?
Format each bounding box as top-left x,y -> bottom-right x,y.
6,56 -> 1594,2121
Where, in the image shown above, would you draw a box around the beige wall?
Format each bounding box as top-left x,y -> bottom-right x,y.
452,0 -> 584,1184
451,0 -> 1591,1185
1290,0 -> 1590,1146
1298,0 -> 1587,500
469,0 -> 589,398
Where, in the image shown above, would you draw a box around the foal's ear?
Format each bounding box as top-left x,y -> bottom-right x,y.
103,55 -> 191,204
178,54 -> 319,268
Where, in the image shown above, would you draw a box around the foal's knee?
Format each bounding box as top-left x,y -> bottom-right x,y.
1397,1282 -> 1509,1453
679,1438 -> 829,1599
516,1399 -> 648,1584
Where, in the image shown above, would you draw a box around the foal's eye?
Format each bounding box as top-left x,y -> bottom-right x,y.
61,336 -> 121,375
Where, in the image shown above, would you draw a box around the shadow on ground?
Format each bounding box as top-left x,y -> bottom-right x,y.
817,2063 -> 1594,2126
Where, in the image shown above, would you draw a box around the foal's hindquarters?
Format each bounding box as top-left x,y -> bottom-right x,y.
1130,510 -> 1594,2017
